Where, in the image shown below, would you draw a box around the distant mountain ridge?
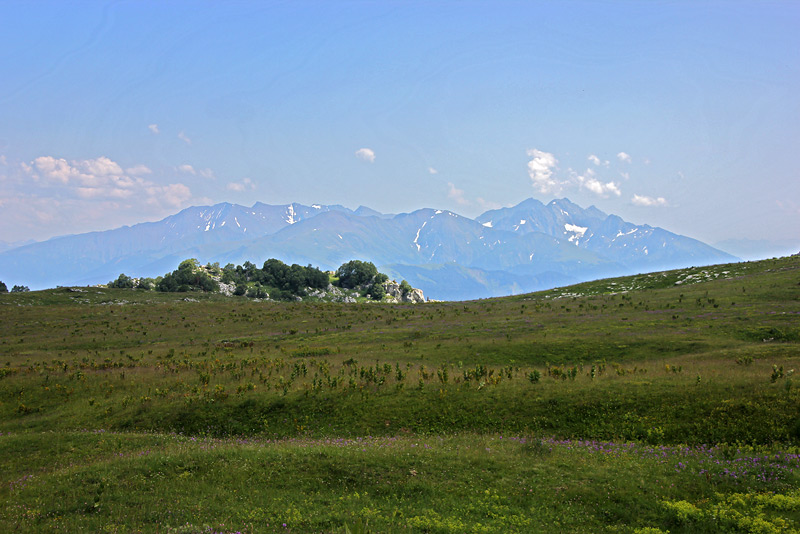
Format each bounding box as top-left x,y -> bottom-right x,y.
0,198 -> 737,299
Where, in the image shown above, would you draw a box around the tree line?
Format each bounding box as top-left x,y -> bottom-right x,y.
0,281 -> 29,293
107,258 -> 394,301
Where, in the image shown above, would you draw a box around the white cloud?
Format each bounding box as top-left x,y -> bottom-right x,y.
22,155 -> 197,209
428,167 -> 438,175
126,164 -> 152,176
178,131 -> 192,145
355,148 -> 375,163
447,182 -> 470,206
148,124 -> 159,134
0,155 -> 7,165
588,154 -> 609,167
4,157 -> 211,242
31,156 -> 77,183
147,183 -> 193,208
79,156 -> 123,177
177,164 -> 214,179
526,148 -> 561,194
617,152 -> 632,163
476,197 -> 502,210
776,200 -> 800,216
576,168 -> 622,197
77,186 -> 133,199
27,155 -> 131,186
632,194 -> 669,207
227,178 -> 255,192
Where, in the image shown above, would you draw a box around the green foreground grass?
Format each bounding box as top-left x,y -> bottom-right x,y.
1,256 -> 799,532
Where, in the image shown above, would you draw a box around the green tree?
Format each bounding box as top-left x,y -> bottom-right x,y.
305,265 -> 330,289
336,260 -> 379,289
137,278 -> 154,290
109,273 -> 135,289
0,281 -> 7,293
367,281 -> 386,300
399,280 -> 413,296
221,263 -> 242,285
262,259 -> 290,287
11,285 -> 30,293
156,259 -> 218,293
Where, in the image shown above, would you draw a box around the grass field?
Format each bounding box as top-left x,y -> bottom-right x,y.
1,256 -> 799,532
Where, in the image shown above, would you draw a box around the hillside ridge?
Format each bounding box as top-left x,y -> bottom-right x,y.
0,197 -> 737,299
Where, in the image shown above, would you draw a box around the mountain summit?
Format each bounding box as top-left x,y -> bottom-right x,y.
0,198 -> 736,299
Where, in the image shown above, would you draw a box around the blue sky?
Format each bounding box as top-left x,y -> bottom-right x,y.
0,1 -> 797,256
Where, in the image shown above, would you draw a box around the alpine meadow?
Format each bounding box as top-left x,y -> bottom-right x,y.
1,255 -> 799,532
2,2 -> 799,533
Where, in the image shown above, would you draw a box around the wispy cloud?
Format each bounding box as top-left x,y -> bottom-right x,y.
617,152 -> 632,163
447,182 -> 470,205
126,164 -> 152,176
178,131 -> 192,145
428,167 -> 438,175
355,148 -> 375,163
775,200 -> 800,216
22,155 -> 196,209
147,183 -> 192,207
476,197 -> 501,210
526,148 -> 561,194
176,164 -> 214,179
576,168 -> 621,197
588,154 -> 609,167
632,194 -> 668,207
227,178 -> 256,192
148,124 -> 159,134
27,155 -> 122,185
0,155 -> 7,165
6,155 -> 208,242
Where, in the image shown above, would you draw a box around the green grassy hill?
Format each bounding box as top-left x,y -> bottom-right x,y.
1,256 -> 799,533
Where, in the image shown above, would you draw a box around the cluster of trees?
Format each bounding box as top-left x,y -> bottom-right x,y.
335,260 -> 388,300
109,259 -> 216,293
108,274 -> 154,290
221,259 -> 329,300
106,257 -> 401,302
0,281 -> 30,293
156,259 -> 218,293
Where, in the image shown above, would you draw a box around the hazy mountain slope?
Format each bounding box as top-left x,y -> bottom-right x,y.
0,202 -> 350,288
379,263 -> 577,301
0,197 -> 738,298
477,198 -> 736,272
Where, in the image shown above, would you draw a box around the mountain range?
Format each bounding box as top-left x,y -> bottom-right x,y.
0,198 -> 737,300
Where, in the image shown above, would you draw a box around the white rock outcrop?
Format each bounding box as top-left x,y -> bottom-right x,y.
383,281 -> 425,303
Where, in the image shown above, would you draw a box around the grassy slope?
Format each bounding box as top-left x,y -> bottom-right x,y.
1,256 -> 799,532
